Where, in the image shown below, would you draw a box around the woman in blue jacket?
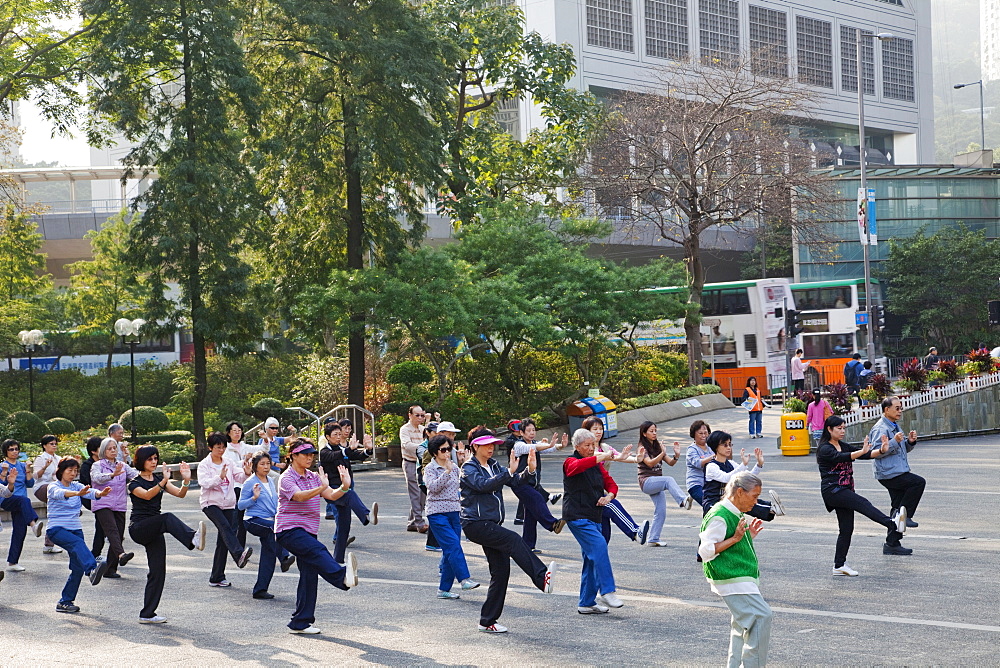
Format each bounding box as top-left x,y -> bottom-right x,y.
1,439 -> 43,572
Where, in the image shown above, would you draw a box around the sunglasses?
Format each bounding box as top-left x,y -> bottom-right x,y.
438,447 -> 452,453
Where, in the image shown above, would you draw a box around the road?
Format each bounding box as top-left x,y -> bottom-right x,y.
0,406 -> 995,666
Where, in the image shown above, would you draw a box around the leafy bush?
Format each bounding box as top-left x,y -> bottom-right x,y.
826,382 -> 854,415
135,431 -> 194,446
963,348 -> 995,376
387,360 -> 433,386
898,358 -> 928,392
618,384 -> 721,412
858,387 -> 878,403
603,349 -> 689,399
870,373 -> 893,400
44,417 -> 77,435
375,413 -> 404,446
249,397 -> 285,421
2,411 -> 47,443
782,397 -> 807,414
439,389 -> 501,432
120,406 -> 170,434
937,359 -> 961,382
150,441 -> 197,464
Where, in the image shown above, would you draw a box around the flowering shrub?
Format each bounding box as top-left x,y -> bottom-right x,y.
898,358 -> 928,392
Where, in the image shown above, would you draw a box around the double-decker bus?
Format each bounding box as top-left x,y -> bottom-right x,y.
4,330 -> 187,375
789,278 -> 885,386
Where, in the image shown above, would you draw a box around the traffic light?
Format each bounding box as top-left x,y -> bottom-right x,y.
786,309 -> 804,337
871,305 -> 886,332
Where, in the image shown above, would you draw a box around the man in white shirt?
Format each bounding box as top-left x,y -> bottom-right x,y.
399,405 -> 428,533
108,424 -> 130,464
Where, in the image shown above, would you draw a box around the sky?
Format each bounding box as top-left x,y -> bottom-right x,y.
18,100 -> 91,166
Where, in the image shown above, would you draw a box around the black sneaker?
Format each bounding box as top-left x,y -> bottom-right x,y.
280,554 -> 296,573
88,557 -> 109,586
56,602 -> 80,613
118,552 -> 135,567
548,493 -> 562,506
883,543 -> 913,556
253,591 -> 275,600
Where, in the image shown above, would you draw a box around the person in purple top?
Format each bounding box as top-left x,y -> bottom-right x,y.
90,438 -> 139,578
276,438 -> 360,635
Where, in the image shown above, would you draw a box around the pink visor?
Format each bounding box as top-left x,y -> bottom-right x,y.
471,435 -> 503,447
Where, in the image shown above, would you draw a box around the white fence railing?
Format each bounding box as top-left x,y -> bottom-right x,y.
841,374 -> 1000,426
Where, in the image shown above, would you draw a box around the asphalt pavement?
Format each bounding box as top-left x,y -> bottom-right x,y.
0,405 -> 997,666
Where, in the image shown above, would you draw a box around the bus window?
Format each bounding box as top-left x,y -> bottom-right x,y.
802,333 -> 854,359
792,287 -> 852,310
702,288 -> 751,316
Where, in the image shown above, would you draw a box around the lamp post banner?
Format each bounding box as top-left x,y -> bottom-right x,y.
867,188 -> 877,245
857,187 -> 867,245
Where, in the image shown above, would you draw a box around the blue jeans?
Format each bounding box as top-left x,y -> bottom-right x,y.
244,516 -> 291,595
641,476 -> 687,543
427,511 -> 470,591
276,528 -> 347,631
1,495 -> 37,565
332,490 -> 369,564
600,498 -> 639,543
567,519 -> 616,607
47,526 -> 97,604
748,411 -> 762,436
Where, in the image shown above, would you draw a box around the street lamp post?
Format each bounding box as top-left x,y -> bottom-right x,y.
114,318 -> 146,441
953,80 -> 986,151
857,29 -> 895,365
17,329 -> 44,412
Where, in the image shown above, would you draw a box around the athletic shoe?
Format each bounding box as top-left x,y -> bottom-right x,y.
209,580 -> 232,587
88,557 -> 109,586
832,564 -> 859,576
417,525 -> 428,534
479,623 -> 508,634
578,604 -> 610,614
636,520 -> 651,545
344,552 -> 359,588
406,526 -> 419,532
118,552 -> 134,567
325,514 -> 336,520
56,602 -> 80,613
548,493 -> 562,505
460,579 -> 481,590
648,541 -> 667,547
768,490 -> 785,517
0,571 -> 4,584
906,518 -> 919,528
437,590 -> 460,599
290,625 -> 321,634
196,521 -> 207,551
252,591 -> 275,599
346,536 -> 356,547
43,545 -> 63,554
139,616 -> 167,624
891,507 -> 908,535
7,564 -> 24,572
32,521 -> 44,538
425,545 -> 442,552
543,561 -> 556,594
551,519 -> 566,534
236,546 -> 254,569
531,548 -> 541,554
599,592 -> 624,608
280,555 -> 296,572
103,572 -> 122,579
882,543 -> 913,556
371,502 -> 379,525
683,495 -> 694,510
513,519 -> 524,526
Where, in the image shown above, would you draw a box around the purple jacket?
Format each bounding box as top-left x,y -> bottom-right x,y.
90,458 -> 139,512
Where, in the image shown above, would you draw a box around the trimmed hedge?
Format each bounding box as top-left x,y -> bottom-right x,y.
45,417 -> 77,435
135,431 -> 194,445
120,406 -> 170,434
618,384 -> 722,412
2,411 -> 47,443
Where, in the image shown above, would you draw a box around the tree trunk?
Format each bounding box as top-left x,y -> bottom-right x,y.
684,231 -> 706,387
343,95 -> 366,408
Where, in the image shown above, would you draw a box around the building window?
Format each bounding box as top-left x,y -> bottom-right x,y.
840,26 -> 875,95
698,0 -> 739,67
646,0 -> 688,60
493,98 -> 520,138
796,16 -> 833,89
587,0 -> 634,52
749,5 -> 788,78
883,37 -> 915,101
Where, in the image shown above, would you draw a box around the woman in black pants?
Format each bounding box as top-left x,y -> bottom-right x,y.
128,446 -> 207,623
816,415 -> 910,576
460,428 -> 556,634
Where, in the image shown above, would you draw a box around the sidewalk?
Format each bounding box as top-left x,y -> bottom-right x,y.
605,404 -> 783,451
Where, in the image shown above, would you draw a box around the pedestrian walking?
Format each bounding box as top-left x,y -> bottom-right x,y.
636,421 -> 691,547
200,431 -> 254,588
791,349 -> 810,393
46,457 -> 112,613
319,421 -> 377,564
868,397 -> 924,537
685,420 -> 713,507
843,353 -> 863,397
238,452 -> 296,599
563,428 -> 624,614
698,471 -> 773,668
742,378 -> 765,439
816,415 -> 910,574
923,347 -> 940,371
275,439 -> 360,635
582,416 -> 649,545
90,438 -> 139,578
128,445 -> 206,624
1,439 -> 43,572
424,434 -> 479,599
460,428 -> 556,634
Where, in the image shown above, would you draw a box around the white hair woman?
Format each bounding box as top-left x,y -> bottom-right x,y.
90,437 -> 139,577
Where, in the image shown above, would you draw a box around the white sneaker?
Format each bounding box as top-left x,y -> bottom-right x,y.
891,507 -> 908,535
478,623 -> 508,633
32,521 -> 44,538
636,520 -> 650,545
460,579 -> 481,590
832,564 -> 860,577
7,564 -> 25,572
344,552 -> 359,588
43,545 -> 63,554
139,615 -> 167,624
683,495 -> 694,510
599,592 -> 624,608
543,561 -> 556,594
290,625 -> 321,634
196,521 -> 207,551
768,490 -> 785,517
437,590 -> 460,599
578,604 -> 610,614
648,540 -> 667,547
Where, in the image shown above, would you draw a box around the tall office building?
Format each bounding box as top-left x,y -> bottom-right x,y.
983,0 -> 1000,81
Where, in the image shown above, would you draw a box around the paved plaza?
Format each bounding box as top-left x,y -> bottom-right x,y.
0,406 -> 996,666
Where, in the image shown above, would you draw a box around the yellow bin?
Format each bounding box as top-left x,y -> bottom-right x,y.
780,412 -> 810,456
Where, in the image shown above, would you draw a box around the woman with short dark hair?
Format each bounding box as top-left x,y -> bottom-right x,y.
238,452 -> 295,599
636,422 -> 689,547
685,420 -> 713,508
1,439 -> 42,572
199,431 -> 253,588
425,434 -> 478,599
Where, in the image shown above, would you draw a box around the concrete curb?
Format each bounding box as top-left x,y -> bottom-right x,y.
537,392 -> 733,439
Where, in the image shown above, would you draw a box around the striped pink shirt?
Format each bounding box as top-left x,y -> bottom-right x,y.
275,467 -> 322,534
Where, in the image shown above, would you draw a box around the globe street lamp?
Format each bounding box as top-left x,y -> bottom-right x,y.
17,329 -> 44,412
114,318 -> 146,441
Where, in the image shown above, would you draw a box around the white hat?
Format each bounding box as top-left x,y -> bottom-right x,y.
264,417 -> 280,428
436,421 -> 459,434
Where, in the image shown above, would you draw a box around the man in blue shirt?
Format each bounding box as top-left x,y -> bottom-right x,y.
867,396 -> 923,555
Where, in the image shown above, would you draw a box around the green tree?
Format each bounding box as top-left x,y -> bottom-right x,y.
0,203 -> 54,360
85,0 -> 264,451
66,211 -> 149,369
880,225 -> 1000,353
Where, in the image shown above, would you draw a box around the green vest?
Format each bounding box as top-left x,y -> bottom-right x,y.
701,503 -> 760,586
